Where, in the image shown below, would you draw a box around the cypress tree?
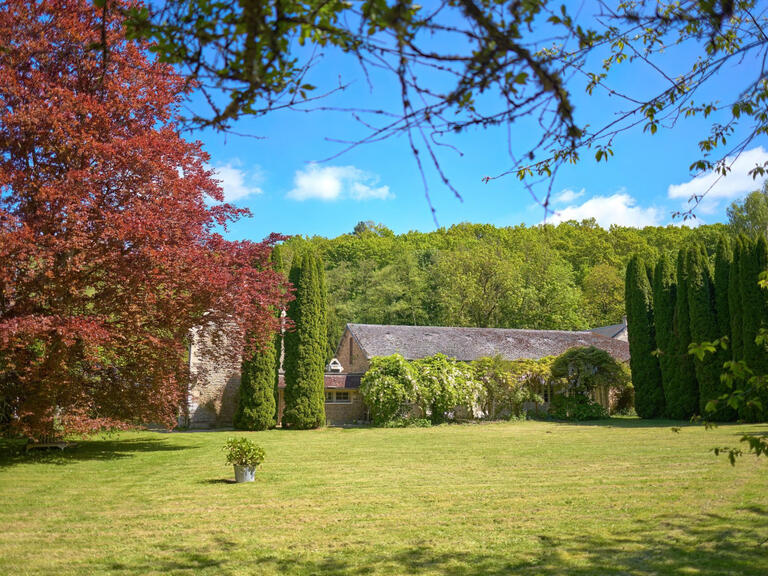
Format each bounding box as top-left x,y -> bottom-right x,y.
714,237 -> 732,342
670,249 -> 699,419
740,236 -> 768,421
314,255 -> 332,362
234,334 -> 278,430
729,237 -> 745,362
625,255 -> 665,418
652,254 -> 677,411
687,246 -> 724,420
283,250 -> 327,429
711,237 -> 736,421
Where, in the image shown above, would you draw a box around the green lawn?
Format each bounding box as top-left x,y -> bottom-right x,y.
1,420 -> 766,576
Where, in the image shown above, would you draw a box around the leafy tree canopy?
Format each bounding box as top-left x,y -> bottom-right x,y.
728,183 -> 768,239
0,0 -> 287,439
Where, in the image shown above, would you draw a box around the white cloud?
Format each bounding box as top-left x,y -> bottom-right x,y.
213,162 -> 264,202
287,164 -> 392,201
667,146 -> 768,213
552,188 -> 585,204
547,192 -> 663,228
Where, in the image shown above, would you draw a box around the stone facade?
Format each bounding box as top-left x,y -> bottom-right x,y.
184,324 -> 241,428
324,390 -> 367,425
184,322 -> 631,428
335,329 -> 371,373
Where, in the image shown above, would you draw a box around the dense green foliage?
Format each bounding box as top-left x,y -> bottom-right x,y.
549,347 -> 629,421
472,356 -> 549,420
360,354 -> 419,425
550,346 -> 630,396
671,249 -> 700,418
413,355 -> 482,424
625,256 -> 665,418
727,184 -> 768,239
627,228 -> 768,425
738,237 -> 768,421
548,395 -> 609,421
234,336 -> 278,431
686,248 -> 721,419
711,240 -> 736,421
282,250 -> 327,429
361,354 -> 480,425
281,221 -> 728,358
362,349 -> 628,425
729,238 -> 745,361
652,254 -> 677,410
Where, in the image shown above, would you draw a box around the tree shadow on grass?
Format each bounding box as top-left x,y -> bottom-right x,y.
90,509 -> 768,576
0,436 -> 192,468
549,418 -> 768,434
546,417 -> 706,429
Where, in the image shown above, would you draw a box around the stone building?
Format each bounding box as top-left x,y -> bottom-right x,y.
589,317 -> 629,342
184,322 -> 630,428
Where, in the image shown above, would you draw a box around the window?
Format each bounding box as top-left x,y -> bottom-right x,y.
325,391 -> 352,404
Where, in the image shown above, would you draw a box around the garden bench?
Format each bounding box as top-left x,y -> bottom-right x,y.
25,434 -> 74,452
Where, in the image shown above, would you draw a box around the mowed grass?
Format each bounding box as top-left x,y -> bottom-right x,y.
1,420 -> 766,576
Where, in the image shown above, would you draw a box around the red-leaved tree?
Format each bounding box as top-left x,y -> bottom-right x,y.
0,0 -> 288,439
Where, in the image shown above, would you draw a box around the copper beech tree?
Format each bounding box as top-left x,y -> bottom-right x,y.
0,0 -> 289,439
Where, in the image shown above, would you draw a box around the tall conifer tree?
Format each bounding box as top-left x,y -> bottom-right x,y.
283,250 -> 327,428
625,255 -> 665,418
739,236 -> 768,421
234,334 -> 277,430
714,238 -> 732,342
729,237 -> 745,362
710,237 -> 736,421
652,254 -> 677,411
687,247 -> 722,419
315,255 -> 332,362
671,249 -> 699,418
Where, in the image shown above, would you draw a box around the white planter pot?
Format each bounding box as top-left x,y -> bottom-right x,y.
234,465 -> 256,483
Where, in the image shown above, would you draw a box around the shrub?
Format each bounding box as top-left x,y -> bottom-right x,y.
223,437 -> 265,467
413,354 -> 482,424
472,356 -> 547,419
550,346 -> 630,396
549,395 -> 609,421
360,354 -> 419,425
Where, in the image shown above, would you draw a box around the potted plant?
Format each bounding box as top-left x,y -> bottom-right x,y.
223,437 -> 265,483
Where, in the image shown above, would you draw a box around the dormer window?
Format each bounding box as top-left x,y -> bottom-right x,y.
327,358 -> 343,373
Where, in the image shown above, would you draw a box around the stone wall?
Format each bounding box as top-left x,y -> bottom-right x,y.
184,324 -> 241,428
324,391 -> 367,425
335,329 -> 370,373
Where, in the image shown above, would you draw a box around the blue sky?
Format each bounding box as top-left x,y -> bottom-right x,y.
189,12 -> 768,242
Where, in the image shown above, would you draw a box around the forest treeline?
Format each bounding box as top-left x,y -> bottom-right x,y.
278,219 -> 730,358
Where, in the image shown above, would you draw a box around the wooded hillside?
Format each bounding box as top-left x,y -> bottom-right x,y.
280,220 -> 728,358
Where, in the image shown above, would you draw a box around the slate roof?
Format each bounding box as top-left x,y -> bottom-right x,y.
345,323 -> 630,363
589,322 -> 627,340
277,373 -> 362,390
